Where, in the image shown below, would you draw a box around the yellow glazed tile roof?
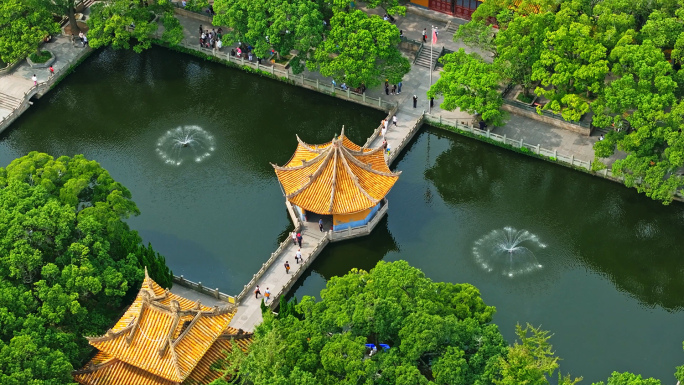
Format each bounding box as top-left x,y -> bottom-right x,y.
184,327 -> 253,384
76,271 -> 249,385
273,129 -> 401,215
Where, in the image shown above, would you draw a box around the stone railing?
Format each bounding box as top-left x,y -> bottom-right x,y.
423,113 -> 684,200
328,199 -> 389,242
268,234 -> 329,308
235,214 -> 302,303
501,92 -> 592,136
172,274 -> 236,304
387,113 -> 425,164
160,36 -> 397,112
0,51 -> 90,134
363,104 -> 399,148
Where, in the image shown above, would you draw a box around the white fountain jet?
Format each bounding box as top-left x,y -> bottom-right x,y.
473,226 -> 545,277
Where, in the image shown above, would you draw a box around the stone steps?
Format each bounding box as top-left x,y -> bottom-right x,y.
0,92 -> 22,111
414,47 -> 441,69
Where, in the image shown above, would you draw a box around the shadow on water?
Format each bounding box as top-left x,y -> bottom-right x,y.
424,127 -> 684,310
286,216 -> 399,299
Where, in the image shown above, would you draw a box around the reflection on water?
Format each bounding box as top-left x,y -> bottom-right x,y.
295,127 -> 684,382
2,48 -> 684,383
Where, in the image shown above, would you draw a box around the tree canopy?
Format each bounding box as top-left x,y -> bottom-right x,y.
210,261 -> 583,385
453,0 -> 684,203
212,0 -> 409,86
0,152 -> 172,384
87,0 -> 183,53
0,0 -> 60,63
428,49 -> 506,126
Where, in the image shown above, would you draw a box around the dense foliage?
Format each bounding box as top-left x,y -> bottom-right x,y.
212,0 -> 410,87
0,152 -> 172,384
210,261 -> 582,385
453,0 -> 684,203
0,0 -> 60,64
87,0 -> 183,53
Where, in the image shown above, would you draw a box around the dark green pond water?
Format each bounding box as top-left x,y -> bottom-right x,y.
2,47 -> 684,383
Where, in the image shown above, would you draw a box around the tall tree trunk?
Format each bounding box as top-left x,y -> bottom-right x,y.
68,7 -> 81,34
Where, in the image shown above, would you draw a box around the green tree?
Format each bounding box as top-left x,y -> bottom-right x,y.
0,0 -> 60,63
212,261 -> 507,385
33,0 -> 82,35
496,324 -> 581,385
0,152 -> 172,384
213,0 -> 325,74
495,12 -> 553,97
428,49 -> 506,126
314,10 -> 409,88
531,5 -> 609,121
592,371 -> 661,385
87,0 -> 182,52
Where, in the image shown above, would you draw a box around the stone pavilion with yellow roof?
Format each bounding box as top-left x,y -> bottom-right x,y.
73,270 -> 252,385
273,128 -> 401,234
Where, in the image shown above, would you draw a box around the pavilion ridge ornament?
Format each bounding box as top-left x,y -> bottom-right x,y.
156,125 -> 215,166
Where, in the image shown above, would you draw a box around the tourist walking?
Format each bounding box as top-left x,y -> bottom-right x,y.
319,218 -> 323,232
284,261 -> 291,274
430,97 -> 434,108
291,231 -> 297,245
391,84 -> 397,95
423,28 -> 427,42
294,252 -> 300,264
48,66 -> 54,78
32,74 -> 37,86
413,95 -> 418,108
264,288 -> 271,303
398,82 -> 402,94
254,285 -> 261,299
381,125 -> 387,137
386,142 -> 391,155
296,249 -> 302,263
83,34 -> 88,47
392,115 -> 397,126
297,232 -> 302,247
385,84 -> 389,95
384,119 -> 389,130
382,140 -> 388,152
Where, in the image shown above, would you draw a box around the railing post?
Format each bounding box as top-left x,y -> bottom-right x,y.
215,288 -> 220,299
378,97 -> 382,107
486,129 -> 490,138
241,56 -> 244,65
536,144 -> 540,154
603,168 -> 608,177
198,282 -> 203,290
316,79 -> 319,90
286,71 -> 289,79
439,115 -> 442,124
363,93 -> 366,103
347,88 -> 350,98
271,66 -> 275,75
256,61 -> 260,70
503,134 -> 506,143
553,149 -> 557,158
570,155 -> 574,165
519,138 -> 523,148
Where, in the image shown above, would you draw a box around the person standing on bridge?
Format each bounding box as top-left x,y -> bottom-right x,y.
381,125 -> 387,138
284,261 -> 291,274
319,218 -> 323,232
264,288 -> 271,303
32,74 -> 37,86
297,232 -> 302,247
392,115 -> 397,126
296,249 -> 302,263
291,231 -> 297,245
254,285 -> 261,299
413,95 -> 418,108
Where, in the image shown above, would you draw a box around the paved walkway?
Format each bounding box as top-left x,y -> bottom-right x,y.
228,221 -> 328,331
0,27 -> 92,133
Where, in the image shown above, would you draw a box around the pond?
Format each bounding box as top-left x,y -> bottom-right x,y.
1,46 -> 683,383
